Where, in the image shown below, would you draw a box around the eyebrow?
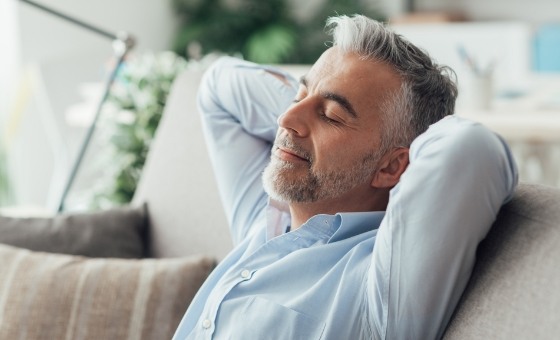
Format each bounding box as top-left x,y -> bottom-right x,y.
299,76 -> 359,119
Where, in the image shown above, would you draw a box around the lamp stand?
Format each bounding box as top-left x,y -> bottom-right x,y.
19,0 -> 135,212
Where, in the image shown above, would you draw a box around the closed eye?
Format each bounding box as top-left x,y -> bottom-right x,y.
321,92 -> 358,119
319,110 -> 342,125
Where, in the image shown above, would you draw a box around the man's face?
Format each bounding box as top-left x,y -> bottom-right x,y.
263,47 -> 402,203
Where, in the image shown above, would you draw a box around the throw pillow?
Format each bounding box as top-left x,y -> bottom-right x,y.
0,244 -> 215,339
0,204 -> 148,258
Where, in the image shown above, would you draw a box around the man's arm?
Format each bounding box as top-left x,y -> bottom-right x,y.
197,57 -> 297,245
368,116 -> 518,339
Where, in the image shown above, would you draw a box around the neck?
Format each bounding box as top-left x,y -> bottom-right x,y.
288,187 -> 389,229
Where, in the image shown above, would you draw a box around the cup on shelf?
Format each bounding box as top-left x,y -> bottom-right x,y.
468,72 -> 494,110
457,45 -> 495,110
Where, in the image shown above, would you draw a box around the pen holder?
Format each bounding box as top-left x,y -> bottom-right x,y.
467,72 -> 493,110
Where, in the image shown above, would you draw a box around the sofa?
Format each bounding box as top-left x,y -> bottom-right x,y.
1,65 -> 559,339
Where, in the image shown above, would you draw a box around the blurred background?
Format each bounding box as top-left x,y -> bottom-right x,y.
1,0 -> 559,213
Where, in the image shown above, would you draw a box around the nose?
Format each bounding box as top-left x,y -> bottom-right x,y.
277,99 -> 312,137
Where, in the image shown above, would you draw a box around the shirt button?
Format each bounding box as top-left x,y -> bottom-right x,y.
240,269 -> 251,279
202,319 -> 212,329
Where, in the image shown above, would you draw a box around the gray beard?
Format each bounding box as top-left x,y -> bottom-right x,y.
262,146 -> 382,204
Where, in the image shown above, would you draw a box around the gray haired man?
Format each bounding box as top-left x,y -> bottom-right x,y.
173,15 -> 517,339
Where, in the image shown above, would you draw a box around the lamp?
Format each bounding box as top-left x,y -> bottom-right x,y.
19,0 -> 135,212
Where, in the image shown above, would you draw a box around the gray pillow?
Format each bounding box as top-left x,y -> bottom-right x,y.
0,204 -> 148,258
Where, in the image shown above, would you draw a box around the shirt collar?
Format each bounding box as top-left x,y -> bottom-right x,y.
266,198 -> 385,242
327,211 -> 385,243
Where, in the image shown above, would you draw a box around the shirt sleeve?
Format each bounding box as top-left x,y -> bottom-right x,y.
367,116 -> 519,339
197,56 -> 298,245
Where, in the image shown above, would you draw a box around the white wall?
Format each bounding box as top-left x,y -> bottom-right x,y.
18,0 -> 177,62
0,0 -> 20,125
0,0 -> 21,206
287,0 -> 407,23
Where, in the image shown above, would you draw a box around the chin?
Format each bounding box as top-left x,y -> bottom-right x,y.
262,168 -> 320,204
262,163 -> 289,202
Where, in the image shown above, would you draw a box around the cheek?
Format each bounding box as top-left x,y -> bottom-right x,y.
312,131 -> 381,170
313,136 -> 362,168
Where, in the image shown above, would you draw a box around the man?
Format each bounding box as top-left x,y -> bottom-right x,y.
173,15 -> 518,339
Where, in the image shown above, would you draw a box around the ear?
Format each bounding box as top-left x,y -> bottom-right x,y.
371,147 -> 409,189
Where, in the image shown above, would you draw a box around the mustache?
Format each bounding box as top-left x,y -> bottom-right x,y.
274,137 -> 313,163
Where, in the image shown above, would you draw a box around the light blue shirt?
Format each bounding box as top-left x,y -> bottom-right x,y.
173,57 -> 518,340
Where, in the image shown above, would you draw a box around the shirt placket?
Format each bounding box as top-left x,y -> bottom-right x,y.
194,224 -> 327,339
195,267 -> 256,337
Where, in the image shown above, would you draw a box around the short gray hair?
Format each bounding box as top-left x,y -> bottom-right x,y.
326,15 -> 458,151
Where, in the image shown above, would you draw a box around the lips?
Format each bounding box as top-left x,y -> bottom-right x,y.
273,137 -> 311,164
277,146 -> 309,162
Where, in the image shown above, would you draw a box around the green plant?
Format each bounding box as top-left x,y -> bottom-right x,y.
173,0 -> 297,64
92,51 -> 188,208
172,0 -> 385,64
286,0 -> 385,64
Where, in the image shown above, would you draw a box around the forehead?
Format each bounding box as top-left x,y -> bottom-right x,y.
306,47 -> 402,117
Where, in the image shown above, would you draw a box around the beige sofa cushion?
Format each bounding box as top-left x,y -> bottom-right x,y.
444,183 -> 560,339
0,244 -> 215,340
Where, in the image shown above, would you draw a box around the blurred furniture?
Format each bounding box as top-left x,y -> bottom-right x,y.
458,75 -> 560,186
391,22 -> 560,187
534,24 -> 560,72
390,22 -> 533,98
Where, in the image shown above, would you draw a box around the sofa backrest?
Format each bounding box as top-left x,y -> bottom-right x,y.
133,69 -> 232,259
443,183 -> 560,339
